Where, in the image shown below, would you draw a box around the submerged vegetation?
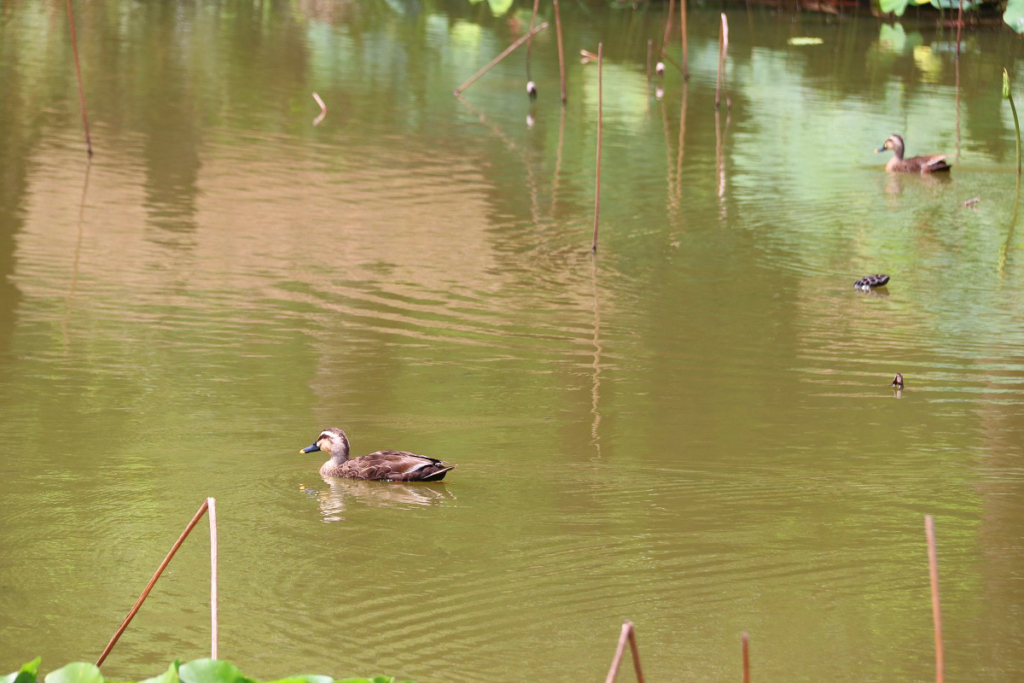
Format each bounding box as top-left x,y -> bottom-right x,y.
2,659 -> 410,683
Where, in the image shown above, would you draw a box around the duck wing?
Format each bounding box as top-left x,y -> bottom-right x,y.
344,450 -> 456,482
910,154 -> 951,173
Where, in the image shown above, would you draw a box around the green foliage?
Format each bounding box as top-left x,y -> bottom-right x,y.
0,658 -> 41,683
3,662 -> 411,683
1005,0 -> 1024,33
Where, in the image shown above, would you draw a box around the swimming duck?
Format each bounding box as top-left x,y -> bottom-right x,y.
876,135 -> 951,173
854,274 -> 890,290
892,373 -> 904,389
300,428 -> 456,482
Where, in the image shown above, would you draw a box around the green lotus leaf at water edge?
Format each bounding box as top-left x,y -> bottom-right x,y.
1006,0 -> 1024,33
138,663 -> 180,683
0,658 -> 41,683
2,661 -> 413,683
44,664 -> 104,683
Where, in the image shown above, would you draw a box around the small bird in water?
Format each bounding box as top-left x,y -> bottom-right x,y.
300,427 -> 456,482
892,373 -> 904,389
876,134 -> 951,174
854,274 -> 890,290
526,81 -> 537,100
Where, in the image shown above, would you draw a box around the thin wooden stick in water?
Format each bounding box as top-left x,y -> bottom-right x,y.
742,632 -> 750,683
553,0 -> 566,104
661,0 -> 676,58
209,497 -> 218,659
97,500 -> 210,667
715,13 -> 730,109
646,39 -> 653,82
604,621 -> 646,683
956,0 -> 963,59
659,49 -> 686,76
592,43 -> 603,254
65,0 -> 93,157
312,92 -> 327,126
453,23 -> 549,96
526,0 -> 540,88
680,0 -> 689,78
925,515 -> 944,683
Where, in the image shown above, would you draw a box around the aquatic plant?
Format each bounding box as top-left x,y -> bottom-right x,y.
878,0 -> 976,16
1004,69 -> 1022,178
2,659 -> 410,683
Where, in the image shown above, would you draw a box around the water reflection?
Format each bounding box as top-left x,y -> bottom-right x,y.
304,478 -> 455,522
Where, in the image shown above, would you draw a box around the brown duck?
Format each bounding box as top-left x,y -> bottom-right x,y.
300,427 -> 456,481
876,135 -> 950,173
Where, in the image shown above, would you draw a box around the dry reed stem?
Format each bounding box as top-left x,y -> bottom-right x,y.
661,0 -> 676,58
956,0 -> 963,58
591,43 -> 603,254
312,92 -> 327,126
680,0 -> 689,77
604,621 -> 646,683
65,0 -> 93,157
659,50 -> 686,76
453,23 -> 549,96
716,14 -> 729,109
646,39 -> 653,82
926,515 -> 944,683
553,0 -> 566,103
526,0 -> 540,82
209,497 -> 218,659
97,500 -> 210,667
742,632 -> 750,683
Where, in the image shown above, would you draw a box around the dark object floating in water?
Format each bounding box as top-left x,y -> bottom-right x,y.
299,427 -> 456,482
876,134 -> 951,173
527,80 -> 537,99
854,274 -> 890,289
892,373 -> 904,389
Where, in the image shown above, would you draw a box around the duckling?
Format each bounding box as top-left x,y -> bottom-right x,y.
891,373 -> 904,390
300,428 -> 456,482
876,135 -> 951,173
854,274 -> 890,290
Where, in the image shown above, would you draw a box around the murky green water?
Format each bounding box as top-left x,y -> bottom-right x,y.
2,1 -> 1024,681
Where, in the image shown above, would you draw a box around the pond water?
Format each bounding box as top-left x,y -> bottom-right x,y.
2,1 -> 1024,681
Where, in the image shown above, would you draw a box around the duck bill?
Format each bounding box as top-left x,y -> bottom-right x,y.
300,443 -> 321,454
875,146 -> 885,153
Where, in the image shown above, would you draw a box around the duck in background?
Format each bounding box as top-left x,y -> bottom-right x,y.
876,135 -> 951,173
299,428 -> 456,482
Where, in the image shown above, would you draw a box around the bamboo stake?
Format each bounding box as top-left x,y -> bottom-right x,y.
604,621 -> 646,683
591,43 -> 603,254
209,497 -> 218,659
526,0 -> 540,98
553,0 -> 566,104
453,23 -> 549,96
716,14 -> 730,109
65,0 -> 93,157
925,515 -> 944,683
97,500 -> 210,667
680,0 -> 689,78
742,632 -> 750,683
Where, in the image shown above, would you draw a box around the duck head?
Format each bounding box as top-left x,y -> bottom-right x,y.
891,373 -> 904,389
876,134 -> 905,160
300,428 -> 351,461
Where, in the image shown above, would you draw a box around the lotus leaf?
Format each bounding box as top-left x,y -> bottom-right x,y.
44,663 -> 103,683
1006,0 -> 1024,33
1,658 -> 42,683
